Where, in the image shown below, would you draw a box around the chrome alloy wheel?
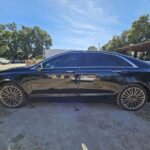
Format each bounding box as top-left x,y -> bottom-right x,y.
0,85 -> 23,107
120,87 -> 146,110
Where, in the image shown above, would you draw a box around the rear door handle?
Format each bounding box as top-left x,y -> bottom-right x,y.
65,70 -> 75,74
65,71 -> 81,77
112,70 -> 122,73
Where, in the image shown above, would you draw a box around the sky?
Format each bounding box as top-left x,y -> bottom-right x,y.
0,0 -> 150,50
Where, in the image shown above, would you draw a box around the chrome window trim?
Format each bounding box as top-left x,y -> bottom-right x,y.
41,66 -> 136,69
113,54 -> 138,68
86,51 -> 138,68
31,51 -> 138,70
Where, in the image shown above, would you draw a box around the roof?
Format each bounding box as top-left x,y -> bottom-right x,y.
116,41 -> 150,52
45,49 -> 134,60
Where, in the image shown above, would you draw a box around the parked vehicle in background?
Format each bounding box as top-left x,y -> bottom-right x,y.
0,58 -> 10,64
144,61 -> 150,65
10,59 -> 25,64
0,51 -> 150,111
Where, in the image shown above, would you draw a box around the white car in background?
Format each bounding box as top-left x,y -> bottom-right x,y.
0,58 -> 10,64
144,61 -> 150,65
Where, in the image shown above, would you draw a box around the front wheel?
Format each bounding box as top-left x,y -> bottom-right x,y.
0,83 -> 26,108
117,84 -> 147,111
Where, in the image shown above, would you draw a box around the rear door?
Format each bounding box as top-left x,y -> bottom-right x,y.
77,52 -> 133,96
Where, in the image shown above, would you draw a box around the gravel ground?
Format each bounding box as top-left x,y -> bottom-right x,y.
0,64 -> 150,150
0,97 -> 150,150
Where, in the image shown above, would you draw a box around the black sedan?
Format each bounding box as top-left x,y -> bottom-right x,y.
0,51 -> 150,111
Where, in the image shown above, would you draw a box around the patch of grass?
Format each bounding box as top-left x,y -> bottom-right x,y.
29,137 -> 44,150
8,143 -> 22,150
11,133 -> 25,143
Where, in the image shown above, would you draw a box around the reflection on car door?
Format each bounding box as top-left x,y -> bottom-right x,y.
30,52 -> 82,96
30,68 -> 80,96
77,52 -> 131,96
77,68 -> 122,96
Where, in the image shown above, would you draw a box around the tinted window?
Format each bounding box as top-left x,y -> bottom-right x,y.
43,53 -> 81,68
80,53 -> 132,67
123,55 -> 150,68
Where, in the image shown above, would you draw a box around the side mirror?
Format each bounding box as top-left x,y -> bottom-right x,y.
49,65 -> 55,69
36,63 -> 43,72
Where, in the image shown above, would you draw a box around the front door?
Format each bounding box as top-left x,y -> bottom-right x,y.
30,52 -> 82,96
30,68 -> 80,96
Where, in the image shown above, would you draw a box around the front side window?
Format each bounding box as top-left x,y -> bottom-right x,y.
42,53 -> 81,68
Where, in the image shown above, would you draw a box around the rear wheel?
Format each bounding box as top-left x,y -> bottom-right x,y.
117,84 -> 147,111
0,83 -> 26,108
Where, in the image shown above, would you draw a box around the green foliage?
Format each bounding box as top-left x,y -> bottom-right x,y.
0,23 -> 52,60
102,36 -> 123,51
88,45 -> 98,51
102,14 -> 150,51
128,15 -> 150,44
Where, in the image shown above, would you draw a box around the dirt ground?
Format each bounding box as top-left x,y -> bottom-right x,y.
0,64 -> 150,150
0,64 -> 25,71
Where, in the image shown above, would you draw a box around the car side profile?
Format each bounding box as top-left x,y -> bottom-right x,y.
0,51 -> 150,111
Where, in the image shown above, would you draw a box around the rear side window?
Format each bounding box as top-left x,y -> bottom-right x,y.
123,55 -> 150,68
79,53 -> 132,67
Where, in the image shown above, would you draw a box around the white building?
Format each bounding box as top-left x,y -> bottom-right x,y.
44,49 -> 72,59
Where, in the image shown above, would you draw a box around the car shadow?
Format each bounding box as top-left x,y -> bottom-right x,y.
27,95 -> 117,105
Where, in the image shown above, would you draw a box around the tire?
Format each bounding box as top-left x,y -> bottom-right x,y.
117,84 -> 147,111
0,83 -> 26,108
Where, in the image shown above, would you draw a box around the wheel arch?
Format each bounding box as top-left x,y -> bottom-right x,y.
116,81 -> 150,102
135,82 -> 150,102
0,80 -> 29,98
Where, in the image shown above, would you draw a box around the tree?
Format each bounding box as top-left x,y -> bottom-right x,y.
128,15 -> 150,44
102,36 -> 123,51
0,23 -> 53,60
31,26 -> 52,58
88,45 -> 98,51
18,26 -> 33,59
18,26 -> 52,59
6,23 -> 19,60
102,14 -> 150,51
0,24 -> 10,57
120,31 -> 129,46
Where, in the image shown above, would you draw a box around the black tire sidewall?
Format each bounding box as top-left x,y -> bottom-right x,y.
117,84 -> 147,111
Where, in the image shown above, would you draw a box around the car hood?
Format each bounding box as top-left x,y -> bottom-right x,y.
0,66 -> 30,73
